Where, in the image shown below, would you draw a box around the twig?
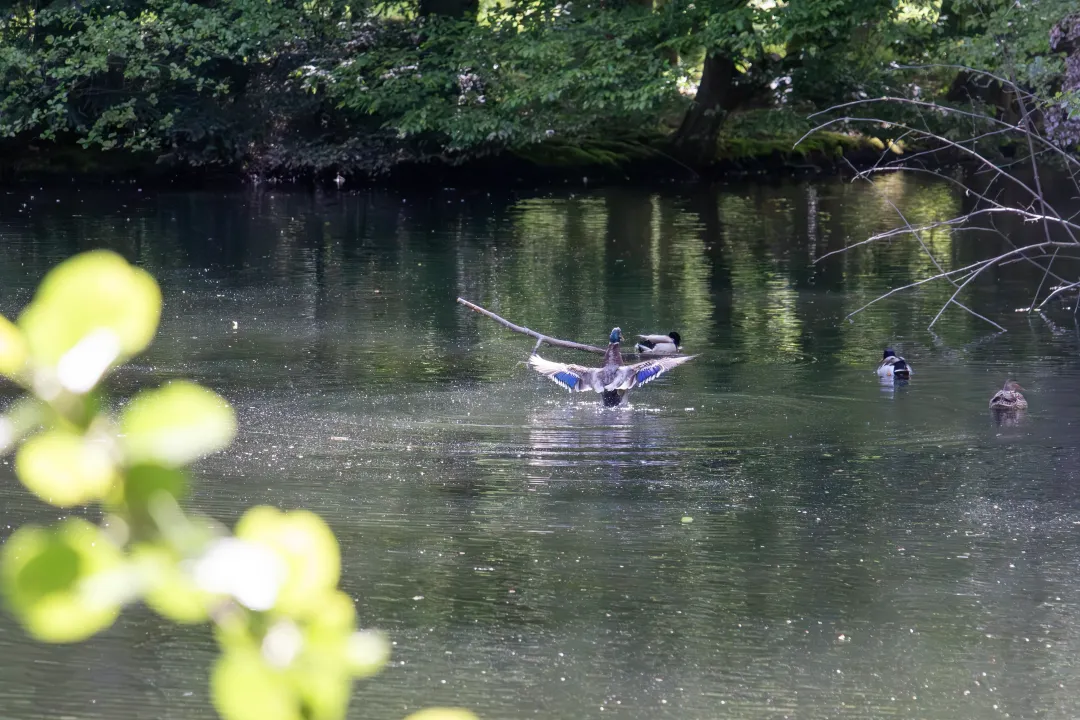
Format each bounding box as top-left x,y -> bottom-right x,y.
1030,248 -> 1059,311
804,95 -> 1080,175
844,242 -> 1078,321
456,298 -> 606,354
801,117 -> 1055,217
815,207 -> 1068,264
928,265 -> 1007,331
840,156 -> 955,285
1036,280 -> 1080,309
800,84 -> 1080,331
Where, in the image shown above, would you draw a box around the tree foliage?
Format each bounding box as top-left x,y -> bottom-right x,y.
0,0 -> 1076,176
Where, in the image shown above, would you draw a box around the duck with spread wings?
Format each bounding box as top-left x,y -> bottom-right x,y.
528,327 -> 695,407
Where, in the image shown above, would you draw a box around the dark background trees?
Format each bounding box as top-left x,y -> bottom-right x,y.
0,0 -> 1075,178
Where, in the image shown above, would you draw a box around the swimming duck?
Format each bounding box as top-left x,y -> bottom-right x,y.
989,380 -> 1027,410
528,327 -> 695,407
635,332 -> 682,355
876,348 -> 912,379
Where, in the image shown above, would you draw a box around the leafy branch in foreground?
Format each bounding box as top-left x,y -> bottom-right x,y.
797,59 -> 1080,332
0,251 -> 476,720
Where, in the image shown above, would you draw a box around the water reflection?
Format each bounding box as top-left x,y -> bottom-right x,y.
525,404 -> 677,471
992,407 -> 1028,429
0,178 -> 1080,720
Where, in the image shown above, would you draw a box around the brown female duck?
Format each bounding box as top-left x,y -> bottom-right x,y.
989,380 -> 1027,410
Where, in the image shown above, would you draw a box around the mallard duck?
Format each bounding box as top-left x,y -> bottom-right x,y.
635,332 -> 682,355
528,327 -> 695,407
876,348 -> 912,379
989,380 -> 1027,410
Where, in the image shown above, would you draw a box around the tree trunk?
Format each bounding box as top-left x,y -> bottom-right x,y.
671,52 -> 736,164
419,0 -> 477,17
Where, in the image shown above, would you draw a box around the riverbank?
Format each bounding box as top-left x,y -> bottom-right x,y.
0,126 -> 901,189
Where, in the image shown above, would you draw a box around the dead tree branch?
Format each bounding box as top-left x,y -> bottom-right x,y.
797,76 -> 1080,332
456,298 -> 606,354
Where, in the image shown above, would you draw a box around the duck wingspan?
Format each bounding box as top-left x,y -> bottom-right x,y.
606,355 -> 696,391
528,354 -> 599,392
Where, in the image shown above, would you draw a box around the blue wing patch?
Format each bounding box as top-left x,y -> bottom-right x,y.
554,371 -> 580,389
636,364 -> 664,384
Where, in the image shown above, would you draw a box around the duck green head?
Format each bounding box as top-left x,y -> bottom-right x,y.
609,327 -> 623,344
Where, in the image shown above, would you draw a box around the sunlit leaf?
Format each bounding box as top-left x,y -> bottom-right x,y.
293,664 -> 351,720
212,648 -> 299,720
0,397 -> 45,456
0,314 -> 27,379
120,382 -> 236,466
346,629 -> 391,678
112,463 -> 188,530
18,250 -> 161,382
132,543 -> 210,624
0,519 -> 123,642
192,537 -> 287,612
303,590 -> 389,678
403,709 -> 481,720
15,429 -> 118,507
309,589 -> 356,636
235,507 -> 340,617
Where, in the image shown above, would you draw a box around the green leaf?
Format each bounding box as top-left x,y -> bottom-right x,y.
293,661 -> 351,720
304,590 -> 389,678
403,710 -> 481,720
18,250 -> 161,389
132,543 -> 211,624
15,429 -> 118,507
0,519 -> 123,642
121,382 -> 236,467
0,397 -> 45,456
0,314 -> 27,380
235,507 -> 340,618
212,648 -> 299,720
345,629 -> 391,678
118,463 -> 188,510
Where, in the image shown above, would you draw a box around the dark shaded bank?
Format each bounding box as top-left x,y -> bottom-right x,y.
0,134 -> 902,190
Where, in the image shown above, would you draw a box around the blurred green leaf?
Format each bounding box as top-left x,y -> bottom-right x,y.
346,629 -> 391,678
18,250 -> 161,388
212,648 -> 299,720
114,463 -> 189,520
293,664 -> 351,720
403,710 -> 481,720
0,519 -> 123,642
235,507 -> 340,618
121,382 -> 236,466
132,543 -> 211,624
0,397 -> 45,456
15,429 -> 118,507
0,314 -> 27,380
303,590 -> 389,678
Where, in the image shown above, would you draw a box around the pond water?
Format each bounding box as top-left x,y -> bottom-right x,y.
1,176 -> 1080,720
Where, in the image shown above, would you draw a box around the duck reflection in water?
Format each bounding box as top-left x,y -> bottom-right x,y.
525,405 -> 676,480
991,408 -> 1027,428
878,374 -> 910,397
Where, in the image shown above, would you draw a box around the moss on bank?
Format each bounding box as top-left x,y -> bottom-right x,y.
1,111 -> 907,187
